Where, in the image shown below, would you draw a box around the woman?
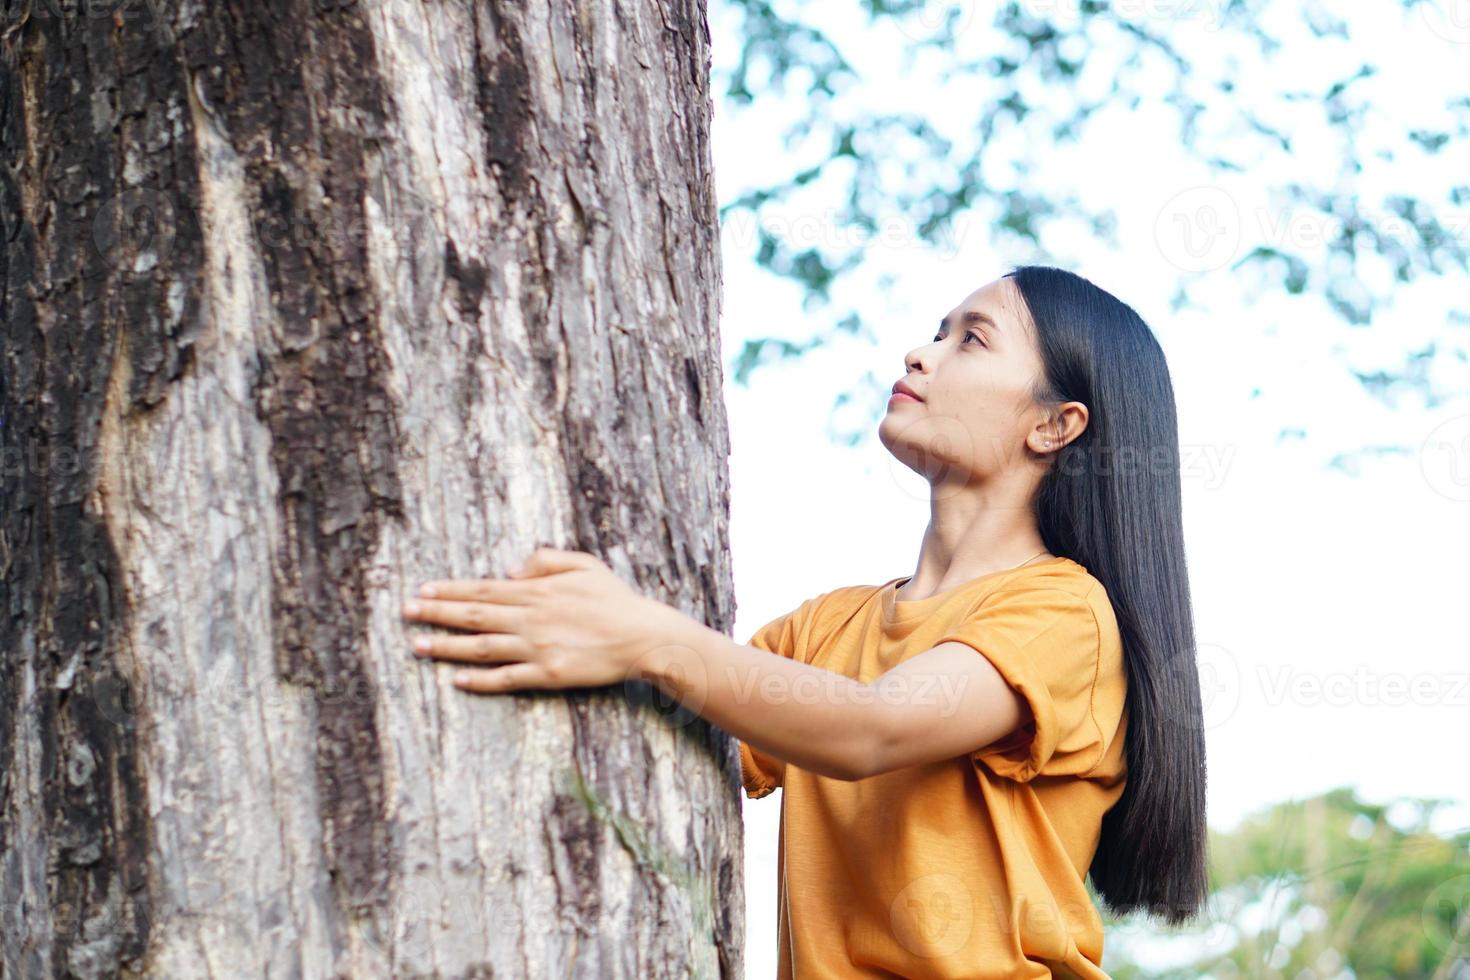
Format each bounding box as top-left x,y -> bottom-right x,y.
402,264 -> 1209,977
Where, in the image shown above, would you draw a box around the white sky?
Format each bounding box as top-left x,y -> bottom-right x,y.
707,1 -> 1470,973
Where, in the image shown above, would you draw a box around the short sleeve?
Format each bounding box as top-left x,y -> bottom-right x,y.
736,594 -> 824,800
937,586 -> 1103,783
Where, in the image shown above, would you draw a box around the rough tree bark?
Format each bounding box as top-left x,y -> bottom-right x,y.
0,1 -> 743,976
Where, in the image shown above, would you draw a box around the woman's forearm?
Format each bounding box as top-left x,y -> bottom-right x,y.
643,608 -> 879,782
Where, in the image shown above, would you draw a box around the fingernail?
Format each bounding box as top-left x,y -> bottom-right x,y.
413,636 -> 431,653
419,584 -> 438,597
403,600 -> 422,616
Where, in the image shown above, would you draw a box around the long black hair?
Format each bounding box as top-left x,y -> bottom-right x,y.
1004,264 -> 1209,925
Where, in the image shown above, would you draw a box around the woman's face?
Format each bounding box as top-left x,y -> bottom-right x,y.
879,277 -> 1053,489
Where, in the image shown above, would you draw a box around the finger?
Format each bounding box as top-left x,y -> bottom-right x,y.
401,598 -> 521,633
511,547 -> 597,579
417,577 -> 531,603
451,662 -> 555,693
413,631 -> 531,664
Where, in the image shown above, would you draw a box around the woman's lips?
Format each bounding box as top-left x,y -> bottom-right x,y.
888,392 -> 922,404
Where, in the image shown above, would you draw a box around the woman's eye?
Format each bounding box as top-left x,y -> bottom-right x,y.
931,331 -> 985,346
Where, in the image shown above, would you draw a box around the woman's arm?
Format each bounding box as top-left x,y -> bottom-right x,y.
649,617 -> 1025,783
403,547 -> 884,781
647,614 -> 883,782
402,547 -> 1024,783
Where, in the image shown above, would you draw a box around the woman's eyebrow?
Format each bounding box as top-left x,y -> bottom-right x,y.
937,310 -> 1001,335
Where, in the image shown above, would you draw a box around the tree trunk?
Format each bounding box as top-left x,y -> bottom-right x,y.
0,1 -> 741,976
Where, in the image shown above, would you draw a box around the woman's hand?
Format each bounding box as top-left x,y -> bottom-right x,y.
401,547 -> 671,694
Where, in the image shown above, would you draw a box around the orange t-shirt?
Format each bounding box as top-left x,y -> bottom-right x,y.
738,556 -> 1128,979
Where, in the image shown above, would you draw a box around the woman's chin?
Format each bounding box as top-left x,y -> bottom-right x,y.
878,437 -> 929,476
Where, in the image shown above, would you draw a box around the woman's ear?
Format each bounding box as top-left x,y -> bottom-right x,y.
1026,420 -> 1060,456
1028,401 -> 1088,454
1055,400 -> 1089,447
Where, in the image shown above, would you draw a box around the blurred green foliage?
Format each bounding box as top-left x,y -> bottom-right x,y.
1095,786 -> 1470,977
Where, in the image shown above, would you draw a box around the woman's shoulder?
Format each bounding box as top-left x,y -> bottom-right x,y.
785,579 -> 907,642
806,581 -> 892,620
1012,556 -> 1113,606
807,557 -> 1113,630
985,556 -> 1121,642
1030,557 -> 1123,652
